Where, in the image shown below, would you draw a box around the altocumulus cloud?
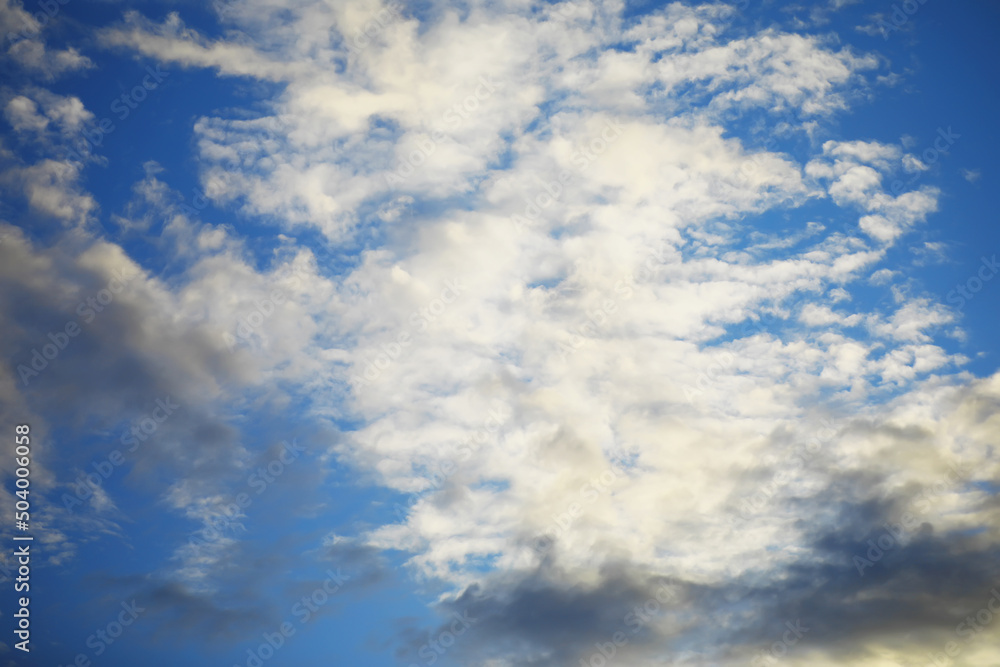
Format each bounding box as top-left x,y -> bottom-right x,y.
0,0 -> 998,665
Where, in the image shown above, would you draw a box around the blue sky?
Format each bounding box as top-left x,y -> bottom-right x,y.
1,1 -> 999,666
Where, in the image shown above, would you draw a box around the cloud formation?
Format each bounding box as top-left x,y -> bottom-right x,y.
1,1 -> 997,665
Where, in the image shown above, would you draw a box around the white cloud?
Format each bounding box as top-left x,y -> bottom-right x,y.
99,11 -> 304,81
8,39 -> 92,78
868,267 -> 896,285
902,153 -> 929,173
3,159 -> 96,225
2,2 -> 996,664
88,0 -> 979,596
0,0 -> 92,79
808,140 -> 939,244
962,168 -> 981,183
799,303 -> 861,327
871,298 -> 954,343
4,95 -> 49,134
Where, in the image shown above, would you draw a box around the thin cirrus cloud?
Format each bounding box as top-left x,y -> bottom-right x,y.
0,0 -> 997,666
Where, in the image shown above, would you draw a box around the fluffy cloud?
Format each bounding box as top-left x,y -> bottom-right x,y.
1,0 -> 93,79
1,1 -> 996,665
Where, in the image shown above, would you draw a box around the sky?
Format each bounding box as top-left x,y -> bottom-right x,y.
0,0 -> 999,666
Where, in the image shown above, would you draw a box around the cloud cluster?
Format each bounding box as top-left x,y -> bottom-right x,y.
1,0 -> 92,80
1,1 -> 996,664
